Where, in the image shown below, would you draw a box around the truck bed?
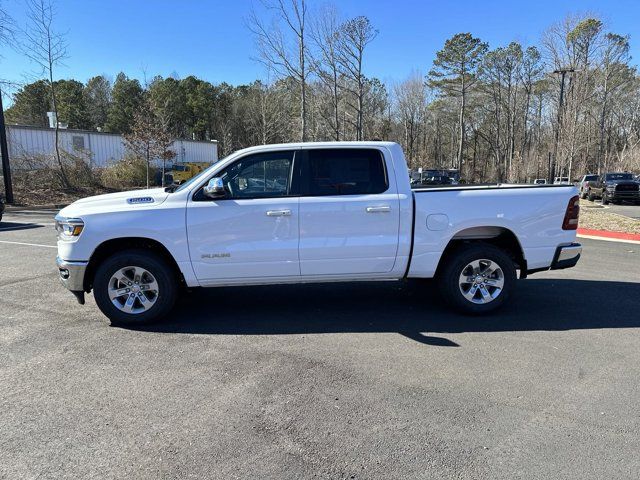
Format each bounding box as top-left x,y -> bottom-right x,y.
407,184 -> 578,278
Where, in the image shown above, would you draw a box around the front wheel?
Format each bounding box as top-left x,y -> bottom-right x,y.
437,244 -> 517,314
93,249 -> 177,326
602,192 -> 610,205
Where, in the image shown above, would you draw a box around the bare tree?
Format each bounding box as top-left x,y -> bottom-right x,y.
393,73 -> 427,167
22,0 -> 69,187
311,4 -> 342,140
0,0 -> 15,52
124,98 -> 175,188
248,0 -> 310,141
337,16 -> 377,140
596,33 -> 630,172
246,80 -> 289,144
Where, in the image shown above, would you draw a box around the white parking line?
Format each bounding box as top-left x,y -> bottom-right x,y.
0,239 -> 57,249
577,234 -> 640,245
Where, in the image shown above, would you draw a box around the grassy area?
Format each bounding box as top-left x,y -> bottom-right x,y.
579,199 -> 640,234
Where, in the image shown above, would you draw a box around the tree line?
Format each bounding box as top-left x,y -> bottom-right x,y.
3,0 -> 640,184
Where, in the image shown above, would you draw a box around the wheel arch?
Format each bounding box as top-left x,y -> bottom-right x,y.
84,237 -> 185,292
436,226 -> 527,278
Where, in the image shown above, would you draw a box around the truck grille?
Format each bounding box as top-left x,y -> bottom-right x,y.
616,184 -> 639,192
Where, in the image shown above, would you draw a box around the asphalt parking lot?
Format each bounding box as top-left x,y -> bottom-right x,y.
1,209 -> 639,479
588,200 -> 640,219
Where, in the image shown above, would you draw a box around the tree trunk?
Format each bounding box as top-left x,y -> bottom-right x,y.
597,91 -> 607,174
300,27 -> 308,142
333,69 -> 340,141
49,80 -> 69,188
146,146 -> 150,189
356,48 -> 364,141
457,88 -> 465,170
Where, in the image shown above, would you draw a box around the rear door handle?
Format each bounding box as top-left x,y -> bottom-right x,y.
366,206 -> 391,213
266,209 -> 292,216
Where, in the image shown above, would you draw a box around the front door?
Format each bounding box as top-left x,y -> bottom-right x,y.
298,148 -> 400,276
187,150 -> 300,282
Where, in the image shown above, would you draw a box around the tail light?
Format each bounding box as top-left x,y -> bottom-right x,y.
562,195 -> 580,230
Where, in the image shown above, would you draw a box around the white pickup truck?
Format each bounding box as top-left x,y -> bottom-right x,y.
56,142 -> 582,325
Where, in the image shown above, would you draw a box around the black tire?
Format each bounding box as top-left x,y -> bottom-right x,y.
602,192 -> 609,205
587,190 -> 594,201
437,243 -> 517,315
93,249 -> 177,326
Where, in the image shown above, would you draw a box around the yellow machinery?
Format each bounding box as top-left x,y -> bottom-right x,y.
170,162 -> 211,184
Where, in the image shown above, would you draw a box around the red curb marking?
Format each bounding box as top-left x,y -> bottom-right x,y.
577,228 -> 640,241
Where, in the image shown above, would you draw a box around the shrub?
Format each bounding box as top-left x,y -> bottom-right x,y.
62,150 -> 101,188
101,154 -> 155,189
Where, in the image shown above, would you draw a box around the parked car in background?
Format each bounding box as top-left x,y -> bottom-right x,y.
420,175 -> 453,186
578,174 -> 599,198
170,162 -> 212,184
533,179 -> 547,185
553,177 -> 571,185
0,194 -> 4,223
587,172 -> 640,204
55,141 -> 582,326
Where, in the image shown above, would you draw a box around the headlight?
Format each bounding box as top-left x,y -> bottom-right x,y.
55,215 -> 84,240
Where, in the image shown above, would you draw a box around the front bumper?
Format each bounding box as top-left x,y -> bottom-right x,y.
550,243 -> 582,270
608,191 -> 640,202
56,256 -> 88,292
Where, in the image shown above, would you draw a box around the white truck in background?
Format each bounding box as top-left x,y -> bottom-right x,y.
55,142 -> 582,325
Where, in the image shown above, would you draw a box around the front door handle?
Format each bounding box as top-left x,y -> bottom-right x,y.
266,209 -> 292,216
366,206 -> 391,213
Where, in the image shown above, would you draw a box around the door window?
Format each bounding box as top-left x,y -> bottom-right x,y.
301,148 -> 388,196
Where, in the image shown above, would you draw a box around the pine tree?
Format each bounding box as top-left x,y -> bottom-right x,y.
428,33 -> 487,170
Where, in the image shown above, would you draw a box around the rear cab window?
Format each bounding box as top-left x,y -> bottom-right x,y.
300,148 -> 388,196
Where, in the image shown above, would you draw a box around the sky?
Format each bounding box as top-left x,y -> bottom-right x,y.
2,0 -> 640,94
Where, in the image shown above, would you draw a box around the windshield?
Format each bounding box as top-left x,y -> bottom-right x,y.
174,157 -> 227,192
605,173 -> 633,181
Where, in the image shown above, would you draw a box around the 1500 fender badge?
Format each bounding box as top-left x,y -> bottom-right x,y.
201,253 -> 231,259
127,197 -> 154,204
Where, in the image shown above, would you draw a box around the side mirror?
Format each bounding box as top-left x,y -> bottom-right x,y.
203,177 -> 226,199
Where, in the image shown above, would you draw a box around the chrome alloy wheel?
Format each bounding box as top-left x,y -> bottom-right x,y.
108,266 -> 159,314
458,259 -> 505,304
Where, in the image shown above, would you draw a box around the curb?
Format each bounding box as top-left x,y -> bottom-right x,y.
577,228 -> 640,244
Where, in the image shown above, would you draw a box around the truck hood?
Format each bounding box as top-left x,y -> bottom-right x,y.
606,180 -> 639,187
59,188 -> 170,217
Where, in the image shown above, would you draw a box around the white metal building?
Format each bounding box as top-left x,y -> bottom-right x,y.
6,124 -> 218,167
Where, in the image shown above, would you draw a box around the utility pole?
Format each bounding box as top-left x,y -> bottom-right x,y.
0,87 -> 14,204
550,68 -> 574,183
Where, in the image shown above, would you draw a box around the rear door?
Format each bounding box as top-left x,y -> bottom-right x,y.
298,147 -> 400,276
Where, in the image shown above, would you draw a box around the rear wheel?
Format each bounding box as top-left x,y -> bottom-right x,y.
93,249 -> 177,326
437,244 -> 517,314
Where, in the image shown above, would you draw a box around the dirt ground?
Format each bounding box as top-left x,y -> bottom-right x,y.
579,199 -> 640,234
